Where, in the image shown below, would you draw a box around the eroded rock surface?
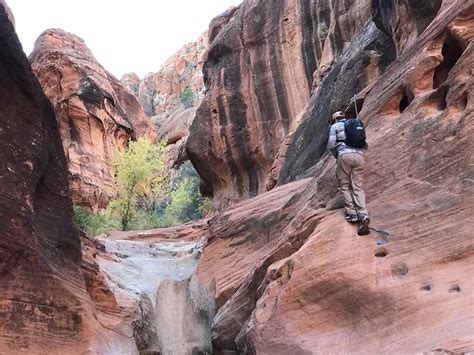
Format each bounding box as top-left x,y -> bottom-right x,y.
87,236 -> 215,355
186,0 -> 396,209
30,29 -> 157,211
0,6 -> 91,352
123,32 -> 207,121
188,0 -> 474,353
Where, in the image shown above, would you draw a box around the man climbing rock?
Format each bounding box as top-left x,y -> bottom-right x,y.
328,111 -> 370,235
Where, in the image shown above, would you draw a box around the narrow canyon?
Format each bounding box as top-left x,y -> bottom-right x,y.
0,0 -> 472,354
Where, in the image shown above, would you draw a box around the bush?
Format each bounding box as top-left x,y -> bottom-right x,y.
180,87 -> 195,109
73,206 -> 119,236
76,150 -> 216,235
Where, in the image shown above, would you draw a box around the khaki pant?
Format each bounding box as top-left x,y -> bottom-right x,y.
336,153 -> 368,216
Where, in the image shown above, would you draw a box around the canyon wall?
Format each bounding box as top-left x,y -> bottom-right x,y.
122,33 -> 208,166
0,10 -> 214,353
187,0 -> 392,208
123,32 -> 207,122
0,6 -> 92,352
1,0 -> 473,353
184,0 -> 474,352
30,29 -> 157,211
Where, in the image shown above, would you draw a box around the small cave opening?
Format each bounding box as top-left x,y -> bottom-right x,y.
449,284 -> 461,293
420,284 -> 432,291
436,85 -> 448,111
459,91 -> 468,111
374,248 -> 388,258
399,88 -> 414,113
433,32 -> 464,89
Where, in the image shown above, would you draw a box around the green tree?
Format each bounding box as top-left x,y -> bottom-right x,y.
109,138 -> 169,230
180,86 -> 195,109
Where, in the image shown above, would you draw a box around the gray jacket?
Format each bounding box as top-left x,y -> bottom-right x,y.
328,119 -> 364,158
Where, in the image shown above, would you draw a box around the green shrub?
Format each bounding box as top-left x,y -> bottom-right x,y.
76,149 -> 216,234
73,206 -> 119,236
180,87 -> 195,109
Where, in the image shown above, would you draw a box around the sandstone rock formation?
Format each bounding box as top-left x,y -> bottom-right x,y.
0,6 -> 90,352
0,0 -> 14,26
123,32 -> 207,121
186,0 -> 396,209
30,29 -> 157,211
122,33 -> 207,168
1,0 -> 473,353
187,0 -> 474,352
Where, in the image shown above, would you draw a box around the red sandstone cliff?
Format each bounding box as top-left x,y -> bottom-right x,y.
186,0 -> 474,352
122,32 -> 209,169
123,32 -> 207,120
0,7 -> 93,352
186,0 -> 449,209
30,29 -> 157,211
1,0 -> 473,353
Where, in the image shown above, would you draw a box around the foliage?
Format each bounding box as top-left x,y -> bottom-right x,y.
199,197 -> 216,217
109,138 -> 169,230
180,86 -> 195,109
76,148 -> 217,235
161,178 -> 198,225
73,206 -> 119,236
160,164 -> 217,225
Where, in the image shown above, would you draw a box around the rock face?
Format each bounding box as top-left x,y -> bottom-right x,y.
1,0 -> 473,353
0,14 -> 214,349
186,0 -> 395,209
122,33 -> 207,167
30,29 -> 157,211
0,6 -> 88,352
123,32 -> 207,121
85,235 -> 216,354
187,0 -> 474,353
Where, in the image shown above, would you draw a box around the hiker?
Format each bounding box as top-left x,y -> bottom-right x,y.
328,111 -> 370,235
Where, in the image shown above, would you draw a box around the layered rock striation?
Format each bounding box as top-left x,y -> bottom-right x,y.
1,0 -> 473,353
0,6 -> 90,352
188,0 -> 474,352
30,29 -> 157,211
186,0 -> 397,209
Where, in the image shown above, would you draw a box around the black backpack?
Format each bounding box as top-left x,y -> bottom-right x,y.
343,117 -> 366,148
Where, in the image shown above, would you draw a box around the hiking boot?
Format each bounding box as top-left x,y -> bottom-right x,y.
345,213 -> 359,223
358,215 -> 371,236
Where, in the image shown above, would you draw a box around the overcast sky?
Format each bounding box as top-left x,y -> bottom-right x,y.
7,0 -> 242,79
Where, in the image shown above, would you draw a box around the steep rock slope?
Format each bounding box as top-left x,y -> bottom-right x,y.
30,29 -> 157,211
188,0 -> 474,352
187,0 -> 395,209
0,7 -> 93,353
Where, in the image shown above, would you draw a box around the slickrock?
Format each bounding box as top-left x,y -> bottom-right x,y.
188,0 -> 474,353
30,29 -> 157,211
186,0 -> 393,209
86,237 -> 215,354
